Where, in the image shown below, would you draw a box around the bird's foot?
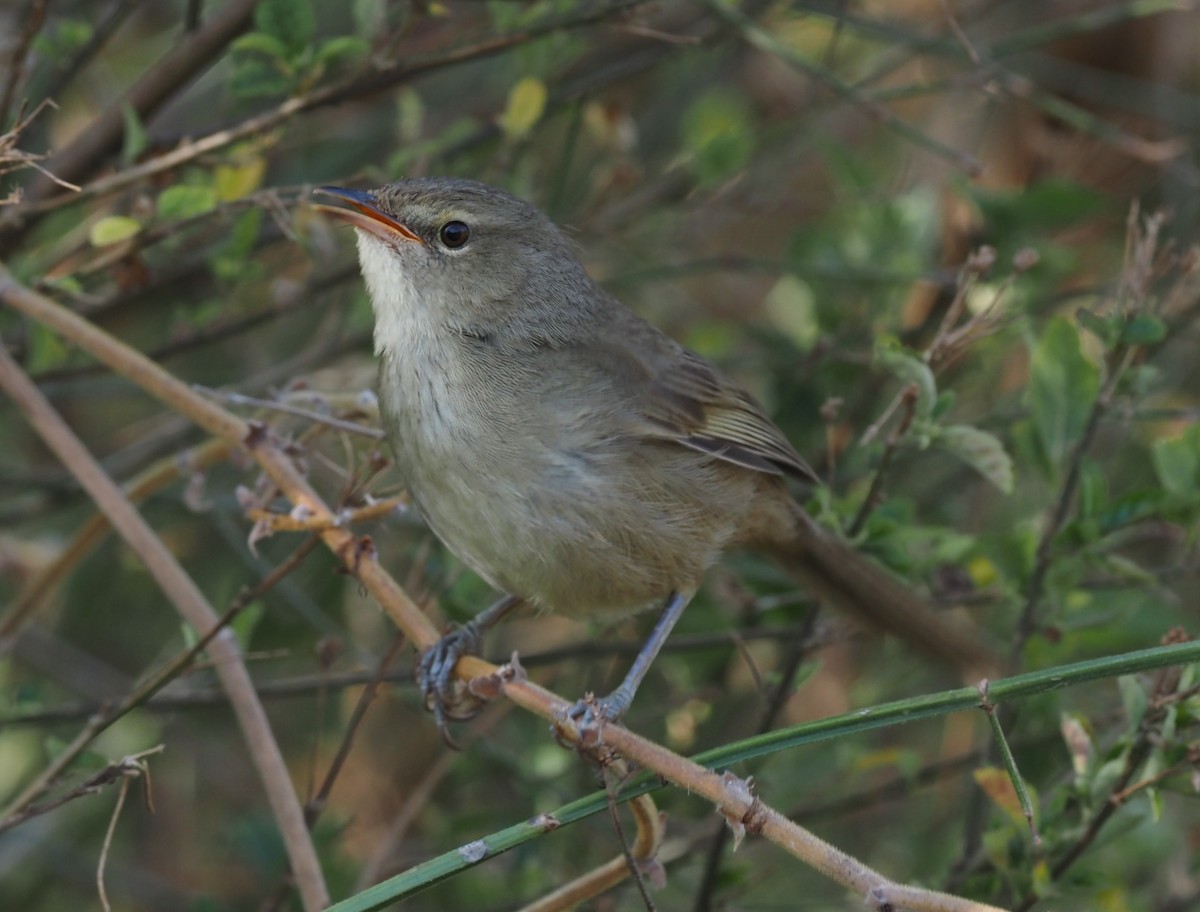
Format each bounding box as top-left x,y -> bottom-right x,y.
418,624 -> 487,748
562,688 -> 633,748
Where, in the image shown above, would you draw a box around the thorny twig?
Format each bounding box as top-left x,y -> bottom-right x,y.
1013,629 -> 1194,911
1011,209 -> 1166,661
0,99 -> 81,199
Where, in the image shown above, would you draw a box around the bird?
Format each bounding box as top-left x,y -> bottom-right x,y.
313,178 -> 996,735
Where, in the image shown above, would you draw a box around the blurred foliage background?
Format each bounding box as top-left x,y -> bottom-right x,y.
1,1 -> 1199,910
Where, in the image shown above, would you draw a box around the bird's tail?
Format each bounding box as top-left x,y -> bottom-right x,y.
765,502 -> 1000,677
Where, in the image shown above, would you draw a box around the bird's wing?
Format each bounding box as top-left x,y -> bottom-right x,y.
576,322 -> 818,483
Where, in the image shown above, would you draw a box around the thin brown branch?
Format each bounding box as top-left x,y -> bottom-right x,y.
1,0 -> 651,232
492,663 -> 1008,912
1,622 -> 831,725
0,99 -> 80,197
22,0 -> 259,201
1012,630 -> 1192,911
703,0 -> 982,175
0,263 -> 434,641
693,612 -> 819,911
246,496 -> 406,534
95,746 -> 164,912
40,0 -> 143,106
0,535 -> 317,834
201,385 -> 385,440
0,337 -> 329,911
1010,212 -> 1164,662
304,631 -> 407,827
518,774 -> 665,912
0,436 -> 233,646
849,383 -> 920,536
0,0 -> 49,129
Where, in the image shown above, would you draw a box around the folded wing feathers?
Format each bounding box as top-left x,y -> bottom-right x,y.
647,351 -> 817,483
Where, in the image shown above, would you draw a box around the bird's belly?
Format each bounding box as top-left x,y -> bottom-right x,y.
379,354 -> 753,617
404,438 -> 687,618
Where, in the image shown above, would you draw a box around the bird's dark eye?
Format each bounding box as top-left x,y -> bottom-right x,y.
439,220 -> 470,249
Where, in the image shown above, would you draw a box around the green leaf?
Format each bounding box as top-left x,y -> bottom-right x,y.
1076,308 -> 1119,348
682,89 -> 755,187
1077,460 -> 1107,520
1090,755 -> 1129,803
353,0 -> 386,36
32,18 -> 91,57
1097,489 -> 1163,533
213,209 -> 265,282
27,322 -> 70,372
1118,674 -> 1148,728
89,215 -> 141,246
255,0 -> 314,58
763,274 -> 819,352
931,390 -> 957,420
1121,314 -> 1166,346
231,600 -> 266,649
873,341 -> 936,420
215,158 -> 266,201
315,35 -> 369,66
230,58 -> 292,99
156,184 -> 217,220
1148,785 -> 1164,822
231,31 -> 290,59
120,103 -> 148,165
973,179 -> 1108,234
1028,316 -> 1100,467
936,424 -> 1014,494
1099,554 -> 1158,587
1152,426 -> 1200,497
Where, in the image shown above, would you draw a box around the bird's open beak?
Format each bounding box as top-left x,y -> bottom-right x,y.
312,186 -> 423,244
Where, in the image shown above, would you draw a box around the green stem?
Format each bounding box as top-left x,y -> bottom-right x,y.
327,638 -> 1200,910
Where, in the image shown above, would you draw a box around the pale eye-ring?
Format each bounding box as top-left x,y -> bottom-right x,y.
439,220 -> 470,249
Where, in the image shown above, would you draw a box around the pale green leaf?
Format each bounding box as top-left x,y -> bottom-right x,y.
89,215 -> 142,246
315,35 -> 369,66
156,185 -> 217,220
27,323 -> 69,372
1028,316 -> 1100,466
1152,426 -> 1200,497
1118,674 -> 1147,728
874,341 -> 937,420
215,159 -> 266,202
937,424 -> 1014,494
763,274 -> 819,352
499,77 -> 547,139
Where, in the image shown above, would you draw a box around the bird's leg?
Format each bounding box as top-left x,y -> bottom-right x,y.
419,593 -> 523,744
570,589 -> 693,728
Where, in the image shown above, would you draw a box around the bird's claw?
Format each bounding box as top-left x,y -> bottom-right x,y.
418,624 -> 487,747
562,691 -> 629,748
